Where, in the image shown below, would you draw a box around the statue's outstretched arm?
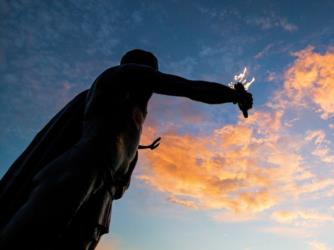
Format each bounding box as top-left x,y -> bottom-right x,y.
152,72 -> 240,104
121,64 -> 251,106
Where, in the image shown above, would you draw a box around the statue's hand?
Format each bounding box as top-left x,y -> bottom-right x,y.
149,137 -> 161,150
138,137 -> 161,150
234,83 -> 253,118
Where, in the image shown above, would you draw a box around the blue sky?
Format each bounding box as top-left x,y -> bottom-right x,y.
1,1 -> 334,250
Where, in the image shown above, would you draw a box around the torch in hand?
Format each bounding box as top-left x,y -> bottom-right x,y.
228,67 -> 255,118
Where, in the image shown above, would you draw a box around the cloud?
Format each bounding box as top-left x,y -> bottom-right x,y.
262,226 -> 310,238
139,110 -> 310,216
255,43 -> 274,59
279,19 -> 298,32
284,46 -> 334,119
167,195 -> 199,209
140,116 -> 331,219
165,56 -> 198,78
272,210 -> 334,224
248,14 -> 298,32
308,241 -> 332,250
306,130 -> 334,163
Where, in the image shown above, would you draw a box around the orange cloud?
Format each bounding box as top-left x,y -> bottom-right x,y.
139,112 -> 310,217
167,195 -> 199,210
305,130 -> 334,163
308,241 -> 331,250
272,210 -> 334,224
284,46 -> 334,119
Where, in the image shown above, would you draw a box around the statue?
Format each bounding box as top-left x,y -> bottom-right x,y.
0,49 -> 253,249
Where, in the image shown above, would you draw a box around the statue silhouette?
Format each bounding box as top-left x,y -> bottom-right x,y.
0,49 -> 252,249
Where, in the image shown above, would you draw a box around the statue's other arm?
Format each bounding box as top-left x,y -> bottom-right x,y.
138,137 -> 161,150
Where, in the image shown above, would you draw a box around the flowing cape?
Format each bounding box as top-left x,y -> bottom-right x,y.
0,90 -> 88,227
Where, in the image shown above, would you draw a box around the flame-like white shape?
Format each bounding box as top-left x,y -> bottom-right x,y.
234,67 -> 247,83
244,77 -> 255,91
228,67 -> 255,91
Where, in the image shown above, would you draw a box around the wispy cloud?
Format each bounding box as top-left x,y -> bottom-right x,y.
165,56 -> 198,78
262,225 -> 311,238
248,13 -> 298,32
306,130 -> 334,163
255,43 -> 275,59
308,241 -> 332,250
272,210 -> 334,224
167,195 -> 199,210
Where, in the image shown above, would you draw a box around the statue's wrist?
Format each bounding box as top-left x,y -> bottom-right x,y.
232,91 -> 241,104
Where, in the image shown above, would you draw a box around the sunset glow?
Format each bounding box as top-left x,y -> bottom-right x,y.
1,1 -> 333,250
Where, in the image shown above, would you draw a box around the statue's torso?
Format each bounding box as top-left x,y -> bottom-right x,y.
82,66 -> 152,176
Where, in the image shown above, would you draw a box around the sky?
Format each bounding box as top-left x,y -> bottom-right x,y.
1,0 -> 334,249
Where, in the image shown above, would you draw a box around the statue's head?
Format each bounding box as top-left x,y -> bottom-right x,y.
120,49 -> 159,70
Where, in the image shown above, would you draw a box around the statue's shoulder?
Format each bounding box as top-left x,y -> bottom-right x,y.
92,64 -> 153,90
98,65 -> 121,78
91,66 -> 121,87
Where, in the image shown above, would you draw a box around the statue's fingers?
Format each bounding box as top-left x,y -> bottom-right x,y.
151,143 -> 160,150
153,137 -> 161,144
